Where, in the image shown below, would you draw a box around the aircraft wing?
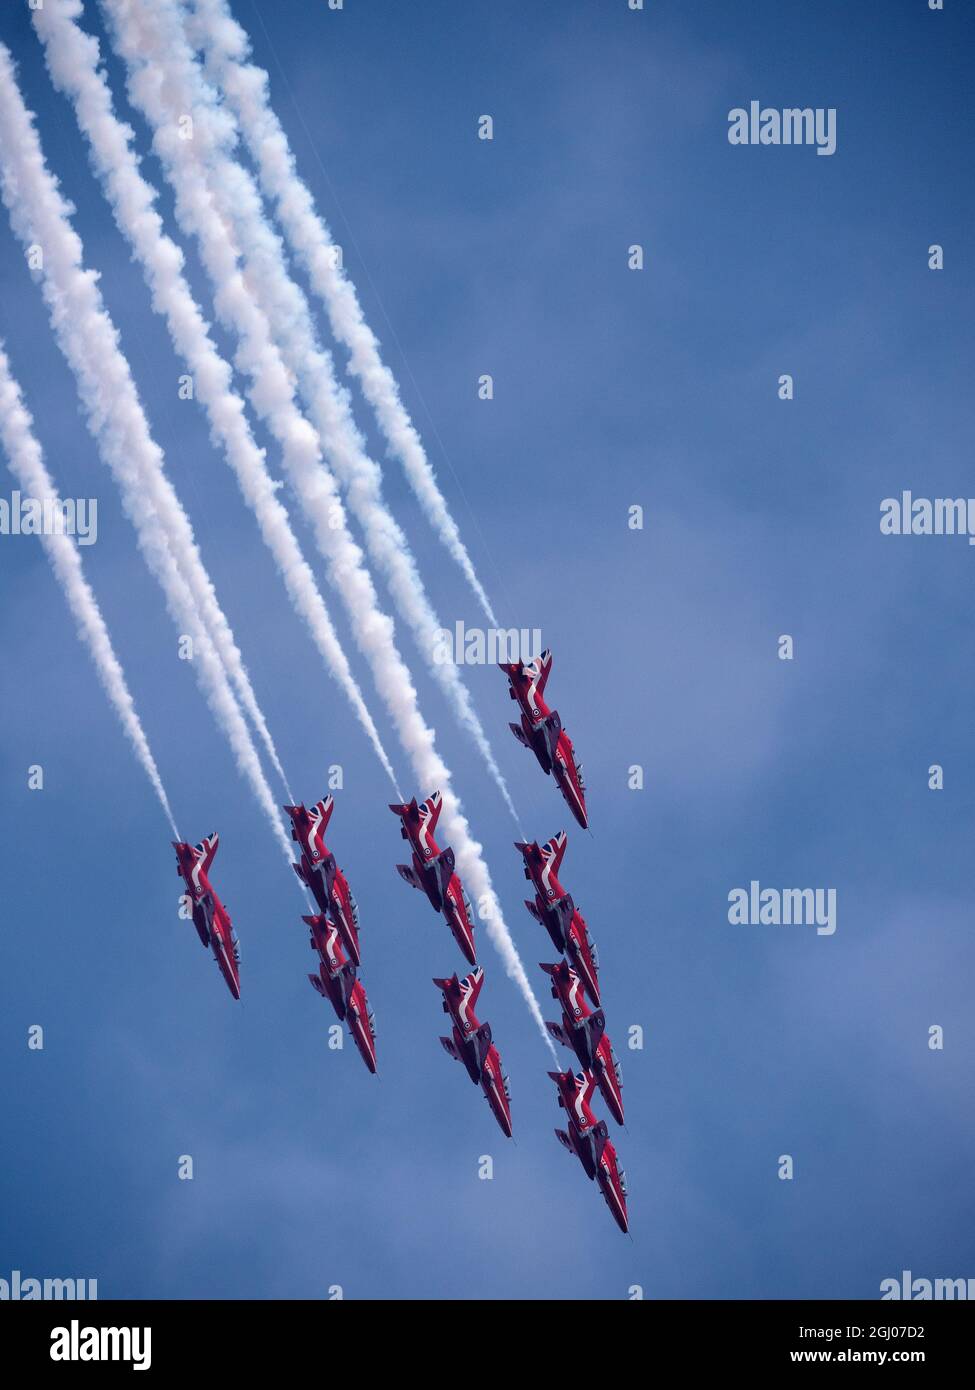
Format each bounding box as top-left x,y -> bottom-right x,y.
190,906 -> 210,948
586,1008 -> 607,1055
473,1021 -> 494,1071
539,710 -> 562,760
396,862 -> 424,891
430,847 -> 456,903
548,893 -> 575,940
591,1120 -> 610,1165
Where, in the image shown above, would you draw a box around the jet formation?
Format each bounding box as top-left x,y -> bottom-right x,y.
287,796 -> 377,1074
550,1068 -> 629,1234
516,830 -> 601,1004
519,828 -> 628,1232
388,791 -> 514,1137
305,912 -> 377,1074
286,796 -> 361,964
170,648 -> 628,1229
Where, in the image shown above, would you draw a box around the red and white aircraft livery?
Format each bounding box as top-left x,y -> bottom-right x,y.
500,649 -> 588,829
541,959 -> 624,1125
433,967 -> 513,1138
515,831 -> 601,1005
173,833 -> 241,1000
284,796 -> 361,965
390,792 -> 477,965
305,914 -> 377,1075
550,1069 -> 629,1234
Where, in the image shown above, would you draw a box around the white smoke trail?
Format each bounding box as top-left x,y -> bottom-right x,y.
0,341 -> 180,839
188,0 -> 499,628
104,0 -> 552,1052
33,0 -> 399,796
145,0 -> 520,828
0,43 -> 293,865
4,59 -> 286,801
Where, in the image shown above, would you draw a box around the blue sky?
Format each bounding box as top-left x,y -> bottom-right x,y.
1,0 -> 973,1299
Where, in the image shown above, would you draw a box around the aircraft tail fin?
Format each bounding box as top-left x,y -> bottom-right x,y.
194,832 -> 219,875
578,1070 -> 598,1108
534,648 -> 553,695
543,829 -> 568,875
421,790 -> 443,832
465,966 -> 485,1007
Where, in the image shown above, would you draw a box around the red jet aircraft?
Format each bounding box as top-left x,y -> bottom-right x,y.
499,649 -> 588,829
433,967 -> 512,1137
284,796 -> 361,965
550,1069 -> 628,1234
173,833 -> 241,1000
304,914 -> 377,1074
541,959 -> 624,1125
390,792 -> 477,964
515,831 -> 600,1005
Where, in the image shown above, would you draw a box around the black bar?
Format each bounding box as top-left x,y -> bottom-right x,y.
3,1298 -> 971,1373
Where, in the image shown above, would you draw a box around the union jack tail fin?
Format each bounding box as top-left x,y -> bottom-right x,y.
543,829 -> 568,875
194,832 -> 219,875
534,648 -> 553,696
